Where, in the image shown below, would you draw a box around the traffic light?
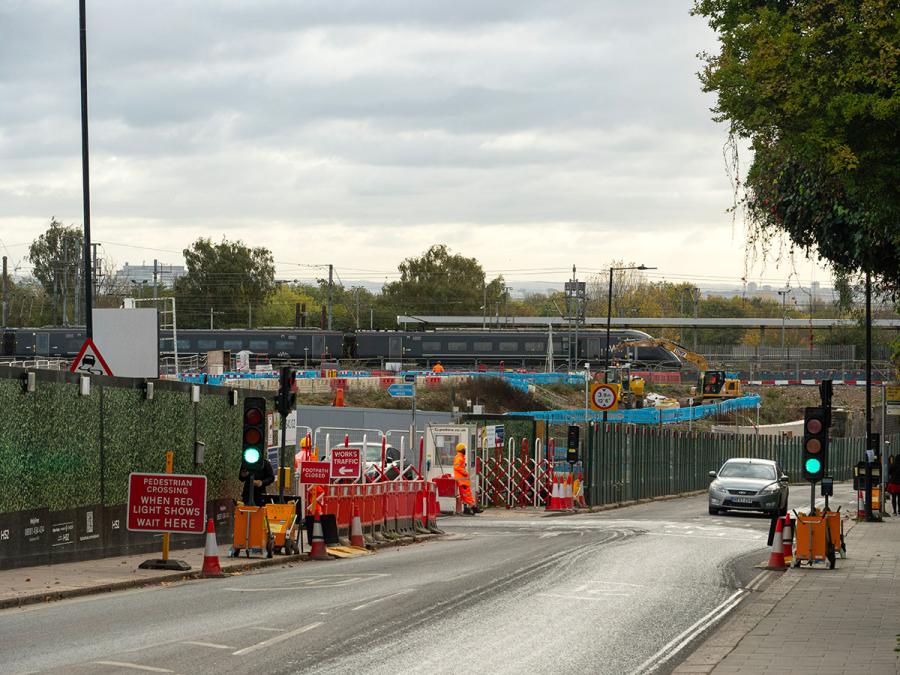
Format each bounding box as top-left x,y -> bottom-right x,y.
802,406 -> 828,482
276,366 -> 297,416
242,396 -> 266,470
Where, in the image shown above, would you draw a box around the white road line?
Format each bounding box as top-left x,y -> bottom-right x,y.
646,532 -> 763,542
232,622 -> 322,656
630,590 -> 747,675
249,626 -> 287,632
93,662 -> 174,673
181,641 -> 233,650
538,592 -> 632,600
745,570 -> 770,591
351,589 -> 414,611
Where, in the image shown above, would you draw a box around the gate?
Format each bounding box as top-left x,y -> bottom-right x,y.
477,437 -> 554,508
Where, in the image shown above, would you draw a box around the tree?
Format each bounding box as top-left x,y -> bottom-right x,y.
174,238 -> 275,328
381,245 -> 505,316
693,0 -> 900,293
255,284 -> 320,328
28,218 -> 84,326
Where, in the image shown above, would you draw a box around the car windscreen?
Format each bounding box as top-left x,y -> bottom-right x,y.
719,463 -> 776,480
362,446 -> 399,463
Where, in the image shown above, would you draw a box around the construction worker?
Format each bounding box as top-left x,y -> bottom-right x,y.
433,362 -> 444,373
454,443 -> 481,515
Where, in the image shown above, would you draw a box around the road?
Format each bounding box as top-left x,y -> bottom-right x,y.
0,486 -> 856,675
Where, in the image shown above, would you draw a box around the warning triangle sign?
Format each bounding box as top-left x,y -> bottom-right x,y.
70,338 -> 114,376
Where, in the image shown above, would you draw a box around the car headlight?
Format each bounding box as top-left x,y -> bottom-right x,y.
710,481 -> 726,494
759,484 -> 780,495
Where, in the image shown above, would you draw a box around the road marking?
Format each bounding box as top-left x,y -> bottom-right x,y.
647,532 -> 763,542
351,589 -> 414,611
224,573 -> 387,592
93,662 -> 173,673
629,590 -> 747,675
181,641 -> 233,650
538,592 -> 631,600
232,622 -> 322,656
249,626 -> 287,632
745,570 -> 770,591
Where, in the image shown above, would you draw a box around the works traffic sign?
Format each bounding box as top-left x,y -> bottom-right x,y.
126,473 -> 207,534
330,447 -> 362,480
387,383 -> 415,398
298,461 -> 331,484
69,338 -> 113,376
589,383 -> 620,411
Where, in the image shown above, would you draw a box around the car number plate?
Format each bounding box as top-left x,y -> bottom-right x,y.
733,498 -> 753,504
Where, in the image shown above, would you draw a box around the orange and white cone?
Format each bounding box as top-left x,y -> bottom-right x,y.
565,474 -> 574,509
309,513 -> 331,560
545,474 -> 559,511
766,517 -> 787,570
350,503 -> 365,548
782,512 -> 793,565
201,518 -> 223,578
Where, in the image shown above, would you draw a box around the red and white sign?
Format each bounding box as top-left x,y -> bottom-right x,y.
298,461 -> 331,485
330,448 -> 362,480
126,473 -> 207,533
69,338 -> 113,376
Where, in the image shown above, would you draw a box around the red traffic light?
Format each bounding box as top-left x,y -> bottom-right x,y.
806,418 -> 823,434
244,407 -> 263,426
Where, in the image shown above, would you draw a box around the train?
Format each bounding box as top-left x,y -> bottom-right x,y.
1,326 -> 679,369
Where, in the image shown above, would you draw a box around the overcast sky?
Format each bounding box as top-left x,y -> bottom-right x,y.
0,1 -> 832,293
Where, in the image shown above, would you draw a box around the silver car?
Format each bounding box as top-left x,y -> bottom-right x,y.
708,458 -> 789,517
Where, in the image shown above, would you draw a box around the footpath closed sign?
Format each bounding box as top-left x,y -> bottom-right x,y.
126,473 -> 207,534
331,447 -> 362,480
299,461 -> 331,485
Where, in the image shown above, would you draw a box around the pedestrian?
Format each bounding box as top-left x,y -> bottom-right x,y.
454,443 -> 482,515
887,455 -> 900,516
240,456 -> 275,507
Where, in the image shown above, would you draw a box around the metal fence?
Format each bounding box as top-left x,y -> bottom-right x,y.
570,423 -> 894,508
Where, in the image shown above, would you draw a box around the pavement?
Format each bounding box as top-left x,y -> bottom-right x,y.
675,509 -> 900,675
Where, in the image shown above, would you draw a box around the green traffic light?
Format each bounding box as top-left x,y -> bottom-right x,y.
243,447 -> 261,464
805,457 -> 822,474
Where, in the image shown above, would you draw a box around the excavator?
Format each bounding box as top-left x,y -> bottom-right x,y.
608,338 -> 742,402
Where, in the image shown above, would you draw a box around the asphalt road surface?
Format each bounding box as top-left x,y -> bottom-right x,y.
1,485 -> 856,675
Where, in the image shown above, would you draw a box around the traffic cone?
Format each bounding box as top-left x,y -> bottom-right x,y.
766,517 -> 787,570
333,388 -> 345,407
309,513 -> 331,560
565,473 -> 574,509
350,502 -> 365,548
545,474 -> 558,511
201,518 -> 223,578
782,512 -> 793,565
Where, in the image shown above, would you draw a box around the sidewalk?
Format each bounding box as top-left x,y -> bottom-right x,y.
676,515 -> 900,675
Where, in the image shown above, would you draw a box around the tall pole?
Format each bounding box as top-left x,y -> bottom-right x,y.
79,0 -> 93,338
604,268 -> 613,384
327,264 -> 333,330
1,255 -> 7,328
573,265 -> 579,371
153,259 -> 158,300
482,283 -> 487,330
209,306 -> 213,330
865,272 -> 874,520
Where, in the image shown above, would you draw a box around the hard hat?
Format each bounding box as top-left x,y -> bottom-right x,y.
456,442 -> 466,452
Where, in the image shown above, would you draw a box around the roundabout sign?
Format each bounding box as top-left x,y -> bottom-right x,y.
589,383 -> 620,411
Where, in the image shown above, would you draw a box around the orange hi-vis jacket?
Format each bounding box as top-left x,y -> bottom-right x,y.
453,451 -> 476,506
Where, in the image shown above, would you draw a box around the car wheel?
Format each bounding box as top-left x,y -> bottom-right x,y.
708,506 -> 719,515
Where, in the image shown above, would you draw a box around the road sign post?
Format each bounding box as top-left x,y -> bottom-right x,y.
129,453 -> 207,571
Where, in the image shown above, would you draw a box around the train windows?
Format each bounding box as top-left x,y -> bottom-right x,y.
447,342 -> 467,352
421,341 -> 441,352
249,340 -> 269,351
473,341 -> 492,352
198,339 -> 217,350
275,341 -> 294,351
223,340 -> 243,351
176,339 -> 191,351
524,342 -> 544,352
499,342 -> 518,352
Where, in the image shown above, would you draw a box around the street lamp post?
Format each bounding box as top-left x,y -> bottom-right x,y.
777,288 -> 789,351
603,265 -> 656,384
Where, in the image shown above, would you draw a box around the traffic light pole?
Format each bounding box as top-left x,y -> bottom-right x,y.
278,412 -> 288,501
